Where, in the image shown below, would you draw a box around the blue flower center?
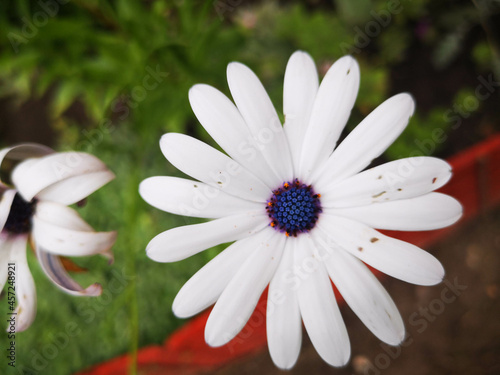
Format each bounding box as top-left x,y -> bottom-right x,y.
3,193 -> 36,235
266,179 -> 322,237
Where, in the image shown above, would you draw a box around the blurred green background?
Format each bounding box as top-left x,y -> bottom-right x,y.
0,0 -> 499,374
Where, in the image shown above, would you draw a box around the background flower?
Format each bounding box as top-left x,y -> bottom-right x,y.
0,143 -> 116,331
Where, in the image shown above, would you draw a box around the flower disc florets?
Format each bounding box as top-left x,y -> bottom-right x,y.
266,179 -> 322,237
4,193 -> 36,234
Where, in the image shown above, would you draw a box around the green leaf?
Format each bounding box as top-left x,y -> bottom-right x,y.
334,0 -> 373,25
52,81 -> 80,118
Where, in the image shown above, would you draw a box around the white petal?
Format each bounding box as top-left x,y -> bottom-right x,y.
314,94 -> 415,186
160,133 -> 271,202
172,235 -> 261,318
298,56 -> 360,180
205,228 -> 285,347
32,211 -> 116,258
0,189 -> 16,232
319,157 -> 453,208
140,176 -> 261,219
227,62 -> 293,181
295,234 -> 350,366
0,143 -> 53,187
12,152 -> 113,202
0,238 -> 14,291
314,233 -> 405,345
326,193 -> 462,231
146,212 -> 268,263
267,240 -> 302,370
317,215 -> 445,285
189,84 -> 280,187
34,201 -> 92,231
9,237 -> 37,332
0,144 -> 53,164
36,171 -> 115,205
283,51 -> 319,173
35,246 -> 102,296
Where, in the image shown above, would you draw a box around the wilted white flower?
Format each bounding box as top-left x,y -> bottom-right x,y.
0,143 -> 116,331
140,51 -> 462,368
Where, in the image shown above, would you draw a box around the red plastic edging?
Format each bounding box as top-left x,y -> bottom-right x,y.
78,134 -> 500,375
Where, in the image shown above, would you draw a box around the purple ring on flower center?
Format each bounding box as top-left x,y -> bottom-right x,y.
266,179 -> 322,237
4,193 -> 36,235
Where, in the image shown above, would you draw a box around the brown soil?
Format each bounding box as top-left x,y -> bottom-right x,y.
204,208 -> 500,375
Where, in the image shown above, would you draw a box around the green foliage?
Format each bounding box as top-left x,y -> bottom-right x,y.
385,108 -> 453,159
0,0 -> 497,374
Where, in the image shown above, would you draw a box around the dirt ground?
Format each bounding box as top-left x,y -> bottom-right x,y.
204,208 -> 500,375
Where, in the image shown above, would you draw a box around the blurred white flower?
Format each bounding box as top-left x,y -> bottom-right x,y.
140,51 -> 462,369
0,143 -> 116,331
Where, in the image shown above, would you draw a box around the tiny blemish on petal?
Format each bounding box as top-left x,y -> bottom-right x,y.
377,175 -> 383,180
397,188 -> 402,191
372,191 -> 386,198
358,247 -> 363,251
370,237 -> 379,243
432,177 -> 437,183
194,184 -> 198,188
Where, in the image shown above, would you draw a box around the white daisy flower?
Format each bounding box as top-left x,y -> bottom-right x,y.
140,51 -> 462,369
0,143 -> 117,331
